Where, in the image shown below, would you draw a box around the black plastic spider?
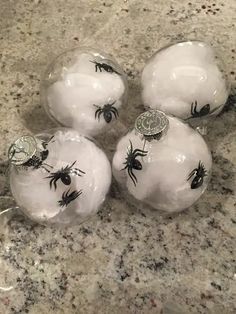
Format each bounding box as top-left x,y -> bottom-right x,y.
22,136 -> 55,172
23,155 -> 53,172
94,102 -> 119,123
187,161 -> 207,189
46,161 -> 85,190
185,101 -> 223,120
90,60 -> 121,75
58,189 -> 82,207
121,140 -> 148,186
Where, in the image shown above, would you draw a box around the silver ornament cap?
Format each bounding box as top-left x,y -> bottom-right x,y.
8,135 -> 38,166
135,110 -> 169,140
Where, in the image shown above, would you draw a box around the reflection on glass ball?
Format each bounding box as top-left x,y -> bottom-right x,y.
141,41 -> 230,131
41,47 -> 128,137
112,110 -> 212,213
9,128 -> 111,226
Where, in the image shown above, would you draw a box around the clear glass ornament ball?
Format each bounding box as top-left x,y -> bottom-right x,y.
8,128 -> 111,226
141,40 -> 231,132
41,47 -> 128,137
112,110 -> 212,213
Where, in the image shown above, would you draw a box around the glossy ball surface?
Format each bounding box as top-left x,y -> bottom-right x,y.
141,41 -> 230,128
112,116 -> 212,212
10,128 -> 111,226
41,47 -> 128,136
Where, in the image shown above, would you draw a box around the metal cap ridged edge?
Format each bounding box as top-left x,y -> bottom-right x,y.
135,110 -> 169,137
8,135 -> 37,166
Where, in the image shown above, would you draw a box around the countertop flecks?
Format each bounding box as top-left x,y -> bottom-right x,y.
0,0 -> 236,313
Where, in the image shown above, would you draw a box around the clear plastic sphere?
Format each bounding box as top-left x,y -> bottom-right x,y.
8,128 -> 111,226
141,41 -> 230,131
112,110 -> 212,213
41,47 -> 128,137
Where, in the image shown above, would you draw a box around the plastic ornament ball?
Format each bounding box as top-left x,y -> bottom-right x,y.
8,128 -> 111,226
41,47 -> 128,137
112,110 -> 212,213
141,41 -> 230,130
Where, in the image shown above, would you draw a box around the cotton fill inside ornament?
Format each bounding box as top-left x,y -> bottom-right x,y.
141,41 -> 230,132
112,110 -> 212,212
8,128 -> 111,226
41,47 -> 128,137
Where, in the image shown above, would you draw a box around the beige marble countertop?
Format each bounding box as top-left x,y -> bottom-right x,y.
0,0 -> 236,313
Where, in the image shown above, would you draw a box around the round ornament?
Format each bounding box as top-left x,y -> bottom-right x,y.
112,110 -> 212,212
41,47 -> 128,137
141,41 -> 230,131
9,128 -> 111,226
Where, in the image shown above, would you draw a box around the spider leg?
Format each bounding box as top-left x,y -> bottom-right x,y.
133,152 -> 148,158
110,107 -> 119,119
70,190 -> 76,197
186,101 -> 198,120
71,168 -> 83,176
114,110 -> 119,119
41,165 -> 51,173
45,173 -> 54,178
115,108 -> 119,118
128,168 -> 137,186
187,169 -> 197,181
128,140 -> 133,153
74,189 -> 82,198
142,139 -> 147,152
95,109 -> 99,119
58,199 -> 64,207
47,135 -> 55,144
132,148 -> 148,155
68,160 -> 77,170
194,101 -> 198,114
121,163 -> 128,171
73,167 -> 85,174
209,104 -> 223,115
110,106 -> 117,113
60,191 -> 65,200
126,146 -> 131,156
45,174 -> 56,189
95,109 -> 100,120
133,148 -> 148,154
190,102 -> 194,116
53,178 -> 59,190
43,163 -> 53,169
95,107 -> 102,119
65,189 -> 70,198
97,111 -> 103,121
110,110 -> 118,120
113,69 -> 121,75
42,136 -> 55,149
49,178 -> 53,189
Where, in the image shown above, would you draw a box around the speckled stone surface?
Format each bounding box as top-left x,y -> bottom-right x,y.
0,0 -> 236,313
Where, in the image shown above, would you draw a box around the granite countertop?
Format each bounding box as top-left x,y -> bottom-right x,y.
0,0 -> 236,313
